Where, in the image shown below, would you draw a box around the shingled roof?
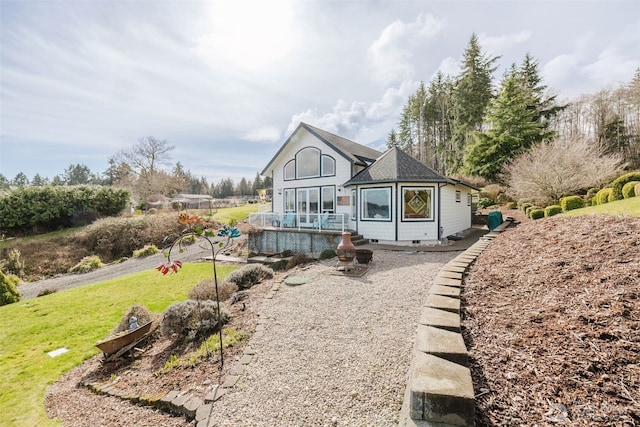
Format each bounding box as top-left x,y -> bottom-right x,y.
344,147 -> 452,186
261,122 -> 381,175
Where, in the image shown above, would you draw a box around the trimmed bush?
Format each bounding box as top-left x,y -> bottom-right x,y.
594,188 -> 613,205
68,255 -> 103,273
622,181 -> 639,199
586,188 -> 599,204
224,264 -> 274,290
188,278 -> 238,302
132,244 -> 159,258
477,197 -> 493,209
544,205 -> 563,217
610,172 -> 640,201
111,304 -> 157,335
161,299 -> 228,341
529,209 -> 545,220
560,195 -> 585,212
520,202 -> 532,213
318,249 -> 337,260
0,270 -> 21,306
505,201 -> 518,209
636,183 -> 640,197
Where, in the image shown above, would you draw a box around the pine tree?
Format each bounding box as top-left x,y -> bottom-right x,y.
463,67 -> 554,182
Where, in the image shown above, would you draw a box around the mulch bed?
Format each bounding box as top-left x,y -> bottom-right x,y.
462,215 -> 640,426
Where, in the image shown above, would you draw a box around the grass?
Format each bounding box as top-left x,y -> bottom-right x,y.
561,196 -> 640,217
0,262 -> 237,427
211,203 -> 259,225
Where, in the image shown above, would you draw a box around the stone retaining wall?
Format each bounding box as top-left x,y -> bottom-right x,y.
401,219 -> 513,426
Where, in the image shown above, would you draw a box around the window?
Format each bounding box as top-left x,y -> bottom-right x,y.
456,190 -> 461,202
361,187 -> 391,221
284,160 -> 295,180
321,155 -> 335,176
351,189 -> 356,220
321,186 -> 335,213
284,189 -> 295,212
296,147 -> 320,178
402,187 -> 433,221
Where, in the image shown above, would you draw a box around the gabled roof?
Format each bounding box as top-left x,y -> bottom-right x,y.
261,122 -> 382,175
344,147 -> 476,188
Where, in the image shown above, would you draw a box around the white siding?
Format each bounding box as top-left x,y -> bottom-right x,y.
440,184 -> 472,238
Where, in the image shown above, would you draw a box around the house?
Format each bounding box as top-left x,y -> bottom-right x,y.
259,122 -> 477,246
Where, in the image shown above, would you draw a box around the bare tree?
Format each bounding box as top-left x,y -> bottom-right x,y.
503,137 -> 624,206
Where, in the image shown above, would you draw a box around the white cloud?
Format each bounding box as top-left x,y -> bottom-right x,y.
368,14 -> 445,86
478,31 -> 532,56
241,127 -> 282,143
436,57 -> 460,79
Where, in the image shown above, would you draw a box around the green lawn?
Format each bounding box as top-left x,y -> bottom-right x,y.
0,262 -> 237,427
212,203 -> 260,225
562,196 -> 640,217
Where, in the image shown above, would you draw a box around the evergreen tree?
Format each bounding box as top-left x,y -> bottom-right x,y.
63,163 -> 95,185
0,174 -> 9,190
31,174 -> 49,186
11,172 -> 29,187
464,67 -> 554,181
251,172 -> 263,195
450,33 -> 499,173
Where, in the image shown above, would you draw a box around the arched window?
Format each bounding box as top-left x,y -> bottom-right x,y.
284,160 -> 295,180
321,155 -> 335,176
296,147 -> 320,178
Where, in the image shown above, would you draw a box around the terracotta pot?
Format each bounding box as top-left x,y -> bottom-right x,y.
336,232 -> 356,262
355,249 -> 373,264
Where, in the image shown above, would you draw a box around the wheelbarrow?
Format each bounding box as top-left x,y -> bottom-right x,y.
95,320 -> 155,362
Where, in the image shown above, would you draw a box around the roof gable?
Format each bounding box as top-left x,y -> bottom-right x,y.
261,122 -> 381,175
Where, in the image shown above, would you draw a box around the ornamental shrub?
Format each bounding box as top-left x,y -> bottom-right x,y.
188,278 -> 238,302
477,197 -> 493,208
520,202 -> 532,213
610,172 -> 640,201
622,181 -> 639,199
505,201 -> 518,209
161,299 -> 229,341
636,183 -> 640,197
132,244 -> 159,258
560,195 -> 585,212
544,205 -> 563,217
529,209 -> 545,220
224,264 -> 274,290
68,255 -> 103,273
318,249 -> 336,260
111,304 -> 157,335
0,270 -> 21,306
594,188 -> 613,205
1,248 -> 25,277
586,188 -> 599,204
286,253 -> 311,270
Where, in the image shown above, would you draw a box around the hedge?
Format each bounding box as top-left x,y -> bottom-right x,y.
544,205 -> 563,217
622,181 -> 639,199
610,172 -> 640,201
594,188 -> 613,205
529,209 -> 545,220
560,195 -> 584,212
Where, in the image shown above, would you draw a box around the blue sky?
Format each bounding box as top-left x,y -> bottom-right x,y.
1,0 -> 639,185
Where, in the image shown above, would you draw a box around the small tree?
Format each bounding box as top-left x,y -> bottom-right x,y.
0,270 -> 21,306
503,137 -> 623,205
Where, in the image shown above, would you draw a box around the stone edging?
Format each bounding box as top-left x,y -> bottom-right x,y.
400,219 -> 513,427
80,280 -> 283,426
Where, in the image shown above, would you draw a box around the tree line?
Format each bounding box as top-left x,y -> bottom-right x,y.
388,33 -> 640,183
0,137 -> 272,209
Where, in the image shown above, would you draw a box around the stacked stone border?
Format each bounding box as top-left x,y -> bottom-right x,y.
400,219 -> 513,427
80,280 -> 281,426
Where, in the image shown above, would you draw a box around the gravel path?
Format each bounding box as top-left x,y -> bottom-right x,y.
203,250 -> 456,426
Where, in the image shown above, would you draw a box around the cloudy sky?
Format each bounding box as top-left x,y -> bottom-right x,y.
1,0 -> 639,185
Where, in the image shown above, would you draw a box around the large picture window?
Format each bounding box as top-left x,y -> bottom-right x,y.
361,187 -> 391,221
296,147 -> 320,178
402,187 -> 433,221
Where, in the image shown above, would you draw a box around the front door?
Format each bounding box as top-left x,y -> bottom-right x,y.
297,188 -> 319,227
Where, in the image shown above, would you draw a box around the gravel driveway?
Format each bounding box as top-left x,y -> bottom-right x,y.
202,250 -> 455,426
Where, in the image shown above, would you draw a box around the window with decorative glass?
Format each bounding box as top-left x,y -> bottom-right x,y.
402,187 -> 433,221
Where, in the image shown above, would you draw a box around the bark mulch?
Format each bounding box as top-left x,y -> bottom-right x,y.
462,215 -> 640,426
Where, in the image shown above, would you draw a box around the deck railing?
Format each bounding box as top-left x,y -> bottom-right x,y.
248,212 -> 348,233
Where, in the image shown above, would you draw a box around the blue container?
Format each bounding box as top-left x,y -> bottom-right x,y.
487,211 -> 503,231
